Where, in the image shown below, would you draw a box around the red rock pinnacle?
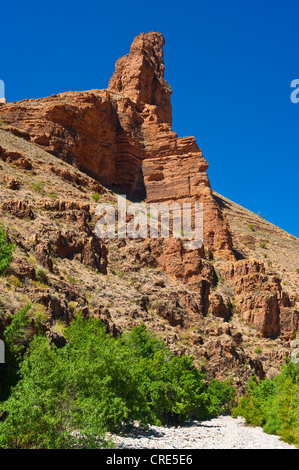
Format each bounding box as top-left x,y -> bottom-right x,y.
108,32 -> 172,125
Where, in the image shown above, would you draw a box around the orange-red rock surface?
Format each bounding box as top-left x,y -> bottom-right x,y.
222,260 -> 298,338
0,32 -> 233,259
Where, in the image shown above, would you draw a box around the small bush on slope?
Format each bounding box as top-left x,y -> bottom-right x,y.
0,225 -> 15,276
0,316 -> 236,449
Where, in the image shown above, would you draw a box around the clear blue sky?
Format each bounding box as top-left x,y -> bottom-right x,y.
1,0 -> 298,237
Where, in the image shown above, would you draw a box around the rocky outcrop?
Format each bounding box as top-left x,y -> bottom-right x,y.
0,90 -> 120,185
222,260 -> 298,339
34,229 -> 108,275
0,145 -> 32,170
0,199 -> 34,219
209,292 -> 232,321
280,307 -> 299,340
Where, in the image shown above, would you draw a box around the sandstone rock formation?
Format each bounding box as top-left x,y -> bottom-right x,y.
221,260 -> 298,339
0,32 -> 233,259
108,32 -> 172,125
108,32 -> 234,261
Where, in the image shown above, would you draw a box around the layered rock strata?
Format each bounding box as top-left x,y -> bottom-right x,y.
0,32 -> 233,259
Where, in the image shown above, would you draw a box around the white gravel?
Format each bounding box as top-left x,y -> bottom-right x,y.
108,416 -> 297,449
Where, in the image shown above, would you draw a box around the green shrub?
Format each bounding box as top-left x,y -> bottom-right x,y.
7,275 -> 23,288
91,193 -> 100,202
0,225 -> 15,276
4,304 -> 32,361
233,359 -> 299,447
0,304 -> 33,401
35,267 -> 47,284
0,335 -> 110,448
32,182 -> 43,193
205,378 -> 237,416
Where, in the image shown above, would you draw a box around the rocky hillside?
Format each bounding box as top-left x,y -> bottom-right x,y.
0,32 -> 298,394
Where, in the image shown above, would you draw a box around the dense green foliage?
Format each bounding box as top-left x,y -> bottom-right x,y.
0,225 -> 16,399
233,359 -> 299,447
0,315 -> 236,449
0,304 -> 33,401
123,324 -> 236,424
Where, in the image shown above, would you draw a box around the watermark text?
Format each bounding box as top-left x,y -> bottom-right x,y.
95,195 -> 203,250
0,339 -> 4,364
290,79 -> 299,103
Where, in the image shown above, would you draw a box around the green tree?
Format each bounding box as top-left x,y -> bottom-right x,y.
0,336 -> 110,448
0,316 -> 148,448
123,323 -> 236,424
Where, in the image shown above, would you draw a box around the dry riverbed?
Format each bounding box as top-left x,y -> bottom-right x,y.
107,416 -> 296,449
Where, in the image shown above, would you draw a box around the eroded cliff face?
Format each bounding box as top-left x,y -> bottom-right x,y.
0,32 -> 233,259
109,32 -> 234,260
